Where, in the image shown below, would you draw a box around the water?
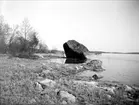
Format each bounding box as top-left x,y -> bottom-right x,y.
86,53 -> 139,85
49,53 -> 139,85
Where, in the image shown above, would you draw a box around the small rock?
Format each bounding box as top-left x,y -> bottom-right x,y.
101,87 -> 115,94
75,66 -> 83,70
75,66 -> 80,70
62,100 -> 68,105
16,63 -> 25,68
34,82 -> 43,91
73,80 -> 98,87
42,70 -> 51,75
92,74 -> 103,80
38,78 -> 56,88
106,94 -> 112,100
36,54 -> 44,58
38,70 -> 51,79
29,98 -> 36,104
42,63 -> 46,66
125,85 -> 133,92
57,90 -> 76,104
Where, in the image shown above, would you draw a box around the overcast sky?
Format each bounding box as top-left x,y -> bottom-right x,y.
0,0 -> 139,52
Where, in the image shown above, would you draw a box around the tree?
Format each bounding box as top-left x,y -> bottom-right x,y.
8,18 -> 39,57
28,31 -> 39,54
20,18 -> 32,40
0,15 -> 11,53
0,15 -> 11,36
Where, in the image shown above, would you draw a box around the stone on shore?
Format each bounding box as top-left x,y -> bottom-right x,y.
38,78 -> 56,88
73,80 -> 98,87
92,74 -> 103,80
57,90 -> 76,104
83,59 -> 105,72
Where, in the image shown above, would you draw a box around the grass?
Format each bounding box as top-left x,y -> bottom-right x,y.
0,54 -> 139,105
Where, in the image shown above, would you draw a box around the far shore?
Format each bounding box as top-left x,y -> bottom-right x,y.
89,51 -> 139,55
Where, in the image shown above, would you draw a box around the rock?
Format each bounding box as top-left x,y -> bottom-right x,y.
36,54 -> 44,58
84,60 -> 105,72
38,78 -> 56,88
106,94 -> 112,100
16,63 -> 26,68
29,98 -> 36,104
42,70 -> 51,74
101,87 -> 115,94
92,74 -> 103,80
75,65 -> 83,70
63,40 -> 89,61
61,100 -> 68,105
73,80 -> 98,87
39,70 -> 51,77
57,90 -> 76,104
124,85 -> 133,92
34,82 -> 43,91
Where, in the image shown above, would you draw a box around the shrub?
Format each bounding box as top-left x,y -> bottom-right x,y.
36,43 -> 49,53
8,34 -> 39,58
50,48 -> 58,54
8,18 -> 39,58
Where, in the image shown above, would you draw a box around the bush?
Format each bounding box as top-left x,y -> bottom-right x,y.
36,43 -> 49,53
8,34 -> 39,58
7,18 -> 39,58
50,48 -> 58,54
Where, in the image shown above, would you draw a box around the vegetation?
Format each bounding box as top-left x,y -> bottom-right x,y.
0,54 -> 139,105
0,15 -> 11,53
0,15 -> 63,59
8,18 -> 39,58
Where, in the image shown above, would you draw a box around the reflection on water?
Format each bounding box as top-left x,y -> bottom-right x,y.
49,58 -> 87,64
65,58 -> 86,64
48,53 -> 139,85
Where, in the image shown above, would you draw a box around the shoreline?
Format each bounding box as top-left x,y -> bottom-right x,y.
0,53 -> 139,105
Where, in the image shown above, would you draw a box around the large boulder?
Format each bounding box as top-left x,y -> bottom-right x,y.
63,40 -> 89,61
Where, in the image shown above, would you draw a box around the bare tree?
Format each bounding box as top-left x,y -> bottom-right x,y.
8,18 -> 39,57
20,18 -> 32,40
8,25 -> 19,48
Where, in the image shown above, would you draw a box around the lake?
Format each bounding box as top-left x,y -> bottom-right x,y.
49,53 -> 139,86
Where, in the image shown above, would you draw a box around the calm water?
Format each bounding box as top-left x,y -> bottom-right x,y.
86,53 -> 139,85
49,53 -> 139,85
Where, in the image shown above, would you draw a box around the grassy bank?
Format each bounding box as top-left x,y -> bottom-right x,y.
0,54 -> 139,105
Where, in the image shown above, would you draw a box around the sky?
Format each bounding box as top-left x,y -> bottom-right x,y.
0,0 -> 139,52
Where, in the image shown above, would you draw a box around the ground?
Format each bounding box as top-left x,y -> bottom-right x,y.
0,54 -> 139,105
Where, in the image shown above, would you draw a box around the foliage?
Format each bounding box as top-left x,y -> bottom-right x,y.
0,15 -> 11,36
36,42 -> 49,53
50,48 -> 59,54
8,18 -> 39,58
0,15 -> 11,53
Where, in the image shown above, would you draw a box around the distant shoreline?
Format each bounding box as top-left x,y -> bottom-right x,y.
89,51 -> 139,55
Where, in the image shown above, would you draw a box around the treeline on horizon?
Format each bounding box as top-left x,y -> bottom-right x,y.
0,15 -> 60,58
90,51 -> 139,55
